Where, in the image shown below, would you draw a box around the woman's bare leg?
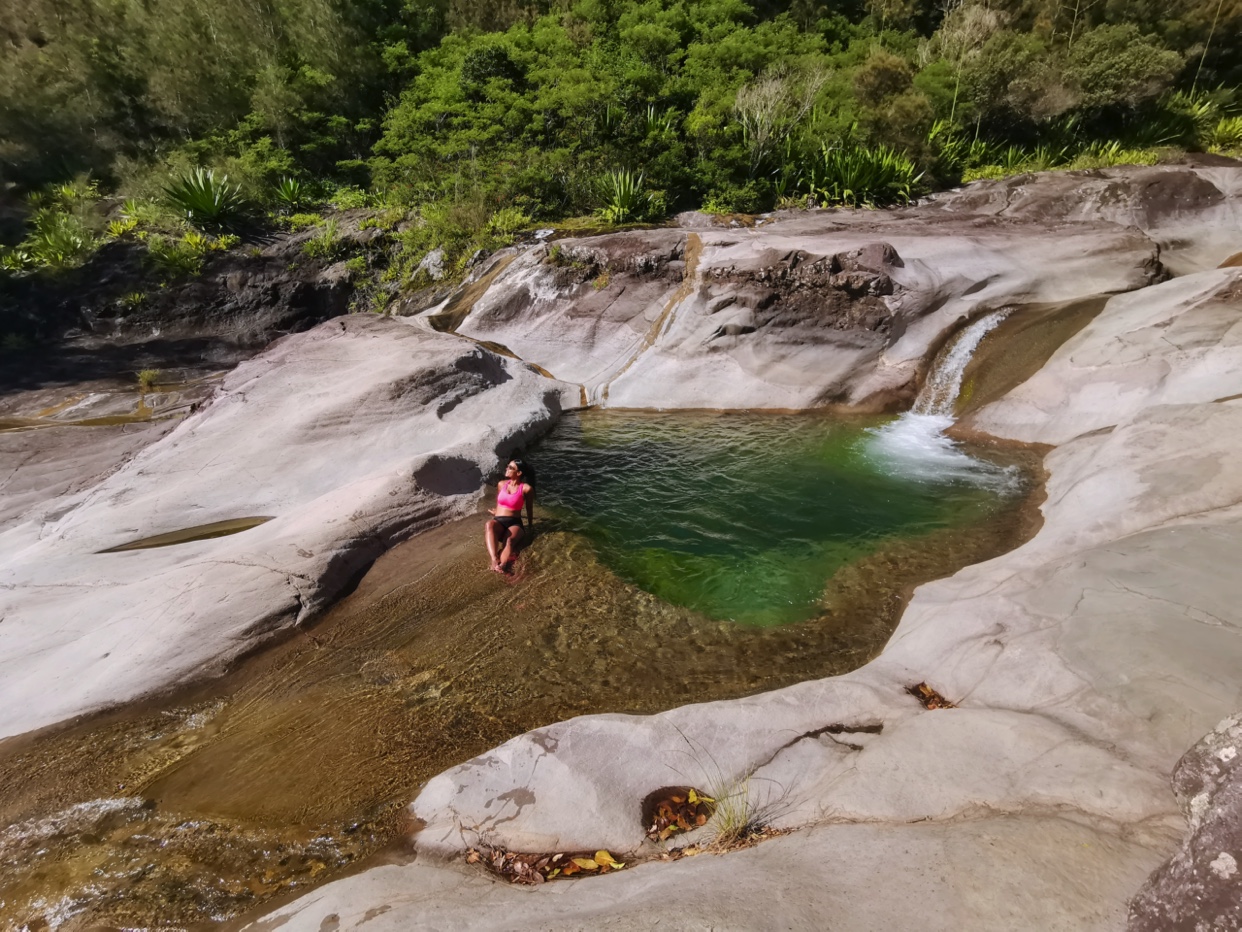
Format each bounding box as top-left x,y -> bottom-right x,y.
499,525 -> 524,571
485,520 -> 506,571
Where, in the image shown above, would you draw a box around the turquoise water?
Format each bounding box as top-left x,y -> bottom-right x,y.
535,410 -> 1019,626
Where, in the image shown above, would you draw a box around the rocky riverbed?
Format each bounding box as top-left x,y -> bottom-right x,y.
2,163 -> 1241,930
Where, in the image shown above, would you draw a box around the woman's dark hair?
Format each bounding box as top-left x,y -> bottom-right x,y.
509,456 -> 535,489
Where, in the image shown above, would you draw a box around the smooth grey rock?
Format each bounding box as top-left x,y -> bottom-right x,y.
966,267 -> 1242,444
451,222 -> 1159,410
417,247 -> 447,281
0,316 -> 577,738
254,815 -> 1173,931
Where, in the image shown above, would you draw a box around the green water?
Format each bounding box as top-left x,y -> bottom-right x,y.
536,410 -> 1017,626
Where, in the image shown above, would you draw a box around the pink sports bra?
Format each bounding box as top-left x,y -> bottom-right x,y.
496,480 -> 525,511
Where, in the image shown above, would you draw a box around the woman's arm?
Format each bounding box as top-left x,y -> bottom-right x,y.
524,483 -> 535,525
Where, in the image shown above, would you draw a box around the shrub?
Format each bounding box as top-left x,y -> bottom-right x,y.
162,169 -> 247,226
485,206 -> 531,239
121,198 -> 168,226
2,177 -> 103,272
146,230 -> 233,277
284,212 -> 324,231
701,181 -> 764,214
136,369 -> 161,391
24,210 -> 97,268
108,218 -> 139,238
1065,141 -> 1160,169
327,186 -> 373,210
1206,117 -> 1242,152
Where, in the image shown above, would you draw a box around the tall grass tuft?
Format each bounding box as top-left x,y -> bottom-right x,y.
597,169 -> 650,224
163,169 -> 246,226
302,218 -> 342,259
24,210 -> 96,269
806,143 -> 923,208
1206,116 -> 1242,152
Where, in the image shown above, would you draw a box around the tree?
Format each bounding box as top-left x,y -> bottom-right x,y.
934,1 -> 1005,121
733,65 -> 829,174
1063,24 -> 1181,109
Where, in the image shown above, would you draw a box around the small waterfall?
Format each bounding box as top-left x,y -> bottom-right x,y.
866,310 -> 1017,491
913,310 -> 1011,416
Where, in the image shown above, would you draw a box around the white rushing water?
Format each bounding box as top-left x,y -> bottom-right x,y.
867,310 -> 1019,492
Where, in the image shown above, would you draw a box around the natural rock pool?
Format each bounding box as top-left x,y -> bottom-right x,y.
537,408 -> 1018,626
0,408 -> 1041,929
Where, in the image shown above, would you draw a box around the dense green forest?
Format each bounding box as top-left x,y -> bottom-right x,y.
1,0 -> 1240,284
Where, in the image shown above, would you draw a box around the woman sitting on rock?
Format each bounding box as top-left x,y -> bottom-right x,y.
485,458 -> 534,574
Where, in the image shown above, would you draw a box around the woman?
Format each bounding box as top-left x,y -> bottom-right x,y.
485,458 -> 534,574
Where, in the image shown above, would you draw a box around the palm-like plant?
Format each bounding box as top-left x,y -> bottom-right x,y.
598,169 -> 650,224
163,169 -> 246,226
273,176 -> 306,211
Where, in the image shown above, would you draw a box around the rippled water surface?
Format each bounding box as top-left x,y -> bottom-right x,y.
538,410 -> 1015,626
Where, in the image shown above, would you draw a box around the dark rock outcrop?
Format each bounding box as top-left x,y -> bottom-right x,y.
1129,713 -> 1242,932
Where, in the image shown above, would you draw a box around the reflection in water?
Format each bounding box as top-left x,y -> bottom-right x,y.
0,412 -> 1042,929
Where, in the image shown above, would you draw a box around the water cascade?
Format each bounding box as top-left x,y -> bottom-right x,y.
867,310 -> 1017,490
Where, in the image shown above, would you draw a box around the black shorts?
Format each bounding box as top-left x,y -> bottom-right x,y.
492,515 -> 523,531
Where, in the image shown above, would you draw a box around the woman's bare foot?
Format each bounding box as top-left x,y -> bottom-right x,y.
490,561 -> 504,573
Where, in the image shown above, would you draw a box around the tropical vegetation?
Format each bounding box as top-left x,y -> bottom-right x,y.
1,0 -> 1239,283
